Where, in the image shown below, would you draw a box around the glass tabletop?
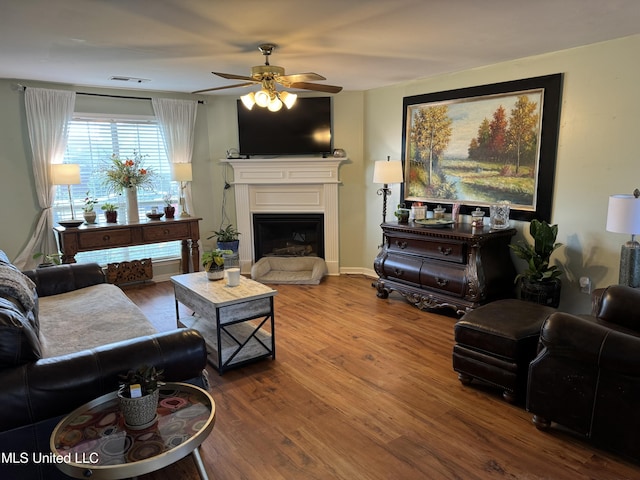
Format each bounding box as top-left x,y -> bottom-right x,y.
50,382 -> 215,479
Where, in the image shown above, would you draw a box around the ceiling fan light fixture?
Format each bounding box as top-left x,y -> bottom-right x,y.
268,96 -> 283,112
240,92 -> 256,110
279,91 -> 297,109
254,89 -> 270,108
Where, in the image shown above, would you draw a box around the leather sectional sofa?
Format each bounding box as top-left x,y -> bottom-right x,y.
0,250 -> 207,479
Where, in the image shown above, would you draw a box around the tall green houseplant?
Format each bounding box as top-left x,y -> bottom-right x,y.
509,219 -> 563,307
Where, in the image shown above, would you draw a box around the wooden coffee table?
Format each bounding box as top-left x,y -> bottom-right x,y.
50,382 -> 215,479
171,272 -> 277,374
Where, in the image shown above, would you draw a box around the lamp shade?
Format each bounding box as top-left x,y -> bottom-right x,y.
51,163 -> 80,185
373,160 -> 403,184
171,163 -> 193,182
606,194 -> 640,234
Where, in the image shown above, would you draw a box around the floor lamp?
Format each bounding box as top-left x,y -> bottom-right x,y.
606,188 -> 640,288
373,156 -> 404,247
171,163 -> 193,218
51,163 -> 82,227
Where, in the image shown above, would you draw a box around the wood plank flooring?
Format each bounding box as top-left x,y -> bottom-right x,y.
122,275 -> 639,479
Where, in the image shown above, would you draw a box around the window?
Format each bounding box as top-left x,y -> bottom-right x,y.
53,114 -> 181,264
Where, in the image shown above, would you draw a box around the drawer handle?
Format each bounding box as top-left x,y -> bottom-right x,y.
436,278 -> 449,287
393,268 -> 405,277
395,240 -> 408,249
163,228 -> 170,235
437,246 -> 452,256
103,235 -> 110,241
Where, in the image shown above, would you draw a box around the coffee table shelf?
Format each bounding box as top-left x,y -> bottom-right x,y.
172,272 -> 277,374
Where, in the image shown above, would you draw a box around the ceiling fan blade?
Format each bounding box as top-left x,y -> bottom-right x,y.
278,72 -> 326,83
212,72 -> 257,82
192,82 -> 255,94
290,82 -> 343,94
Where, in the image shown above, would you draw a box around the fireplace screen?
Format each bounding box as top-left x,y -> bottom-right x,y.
253,213 -> 324,261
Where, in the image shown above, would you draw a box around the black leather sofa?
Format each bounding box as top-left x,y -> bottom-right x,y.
0,251 -> 208,479
527,284 -> 640,460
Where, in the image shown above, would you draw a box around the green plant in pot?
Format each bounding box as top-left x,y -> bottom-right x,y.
202,248 -> 233,280
101,202 -> 119,223
208,225 -> 240,252
394,203 -> 410,224
32,252 -> 62,267
118,365 -> 164,429
509,219 -> 563,307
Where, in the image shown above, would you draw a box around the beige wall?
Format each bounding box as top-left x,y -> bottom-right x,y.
1,34 -> 638,312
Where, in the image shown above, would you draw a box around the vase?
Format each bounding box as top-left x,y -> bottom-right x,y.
83,210 -> 97,224
206,264 -> 225,281
126,187 -> 139,223
118,388 -> 159,429
105,211 -> 118,223
518,278 -> 561,308
164,205 -> 175,219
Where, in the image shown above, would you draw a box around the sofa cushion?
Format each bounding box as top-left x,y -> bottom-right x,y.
37,283 -> 157,357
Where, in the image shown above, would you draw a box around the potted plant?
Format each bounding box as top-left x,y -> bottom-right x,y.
82,191 -> 99,224
32,252 -> 62,267
118,365 -> 164,428
101,203 -> 119,223
202,248 -> 233,280
209,225 -> 240,252
509,219 -> 563,307
163,193 -> 175,219
394,204 -> 410,224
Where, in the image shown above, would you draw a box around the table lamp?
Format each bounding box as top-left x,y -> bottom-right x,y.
373,156 -> 404,246
171,163 -> 192,218
51,163 -> 81,224
606,188 -> 640,287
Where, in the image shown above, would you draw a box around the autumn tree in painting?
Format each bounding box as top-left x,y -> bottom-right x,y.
409,105 -> 452,186
506,96 -> 539,174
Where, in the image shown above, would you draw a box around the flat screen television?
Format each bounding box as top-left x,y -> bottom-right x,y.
237,96 -> 332,157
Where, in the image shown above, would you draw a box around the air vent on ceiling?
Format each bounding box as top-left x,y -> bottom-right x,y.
109,76 -> 151,84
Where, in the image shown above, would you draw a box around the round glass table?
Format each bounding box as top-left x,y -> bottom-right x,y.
50,382 -> 215,479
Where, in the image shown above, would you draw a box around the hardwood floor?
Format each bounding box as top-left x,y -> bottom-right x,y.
122,275 -> 639,479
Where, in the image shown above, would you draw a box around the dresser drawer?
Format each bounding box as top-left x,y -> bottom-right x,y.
381,253 -> 422,285
420,261 -> 466,297
79,229 -> 133,249
387,235 -> 466,263
142,222 -> 190,241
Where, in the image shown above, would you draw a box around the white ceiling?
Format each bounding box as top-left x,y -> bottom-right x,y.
2,0 -> 640,95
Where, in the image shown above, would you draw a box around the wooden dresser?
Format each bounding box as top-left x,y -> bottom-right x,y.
374,222 -> 516,315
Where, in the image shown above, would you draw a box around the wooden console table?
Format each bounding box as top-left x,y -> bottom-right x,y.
374,222 -> 516,315
54,217 -> 201,273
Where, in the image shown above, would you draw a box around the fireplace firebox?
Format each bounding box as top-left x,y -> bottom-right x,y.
253,213 -> 324,261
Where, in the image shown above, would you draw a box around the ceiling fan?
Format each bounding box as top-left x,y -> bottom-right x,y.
193,44 -> 342,111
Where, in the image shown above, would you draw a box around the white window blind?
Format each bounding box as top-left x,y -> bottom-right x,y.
53,115 -> 181,265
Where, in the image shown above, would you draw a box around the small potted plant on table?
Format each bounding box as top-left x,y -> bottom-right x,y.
163,193 -> 175,219
101,203 -> 119,223
209,225 -> 240,252
202,248 -> 233,280
118,365 -> 164,429
82,191 -> 99,224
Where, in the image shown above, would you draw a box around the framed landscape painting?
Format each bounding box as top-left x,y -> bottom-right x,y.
401,74 -> 562,222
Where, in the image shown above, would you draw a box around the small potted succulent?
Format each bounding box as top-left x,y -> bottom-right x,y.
118,365 -> 164,428
394,203 -> 410,224
32,252 -> 62,268
101,203 -> 119,223
202,248 -> 233,280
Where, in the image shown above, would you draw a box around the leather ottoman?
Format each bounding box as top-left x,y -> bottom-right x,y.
452,299 -> 555,403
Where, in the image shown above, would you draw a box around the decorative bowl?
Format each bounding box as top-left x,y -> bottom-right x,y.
146,212 -> 164,220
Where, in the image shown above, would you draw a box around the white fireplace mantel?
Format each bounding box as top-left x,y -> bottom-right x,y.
222,157 -> 346,275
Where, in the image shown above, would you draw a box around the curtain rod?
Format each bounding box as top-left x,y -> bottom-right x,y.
16,84 -> 205,104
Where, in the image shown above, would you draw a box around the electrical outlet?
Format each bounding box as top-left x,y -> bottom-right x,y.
579,277 -> 592,294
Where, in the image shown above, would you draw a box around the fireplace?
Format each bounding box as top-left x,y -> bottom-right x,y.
253,213 -> 324,261
223,157 -> 347,275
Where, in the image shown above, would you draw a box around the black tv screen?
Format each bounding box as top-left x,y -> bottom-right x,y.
237,96 -> 332,156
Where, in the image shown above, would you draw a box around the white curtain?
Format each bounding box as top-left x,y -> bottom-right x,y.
13,88 -> 76,269
151,98 -> 198,216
